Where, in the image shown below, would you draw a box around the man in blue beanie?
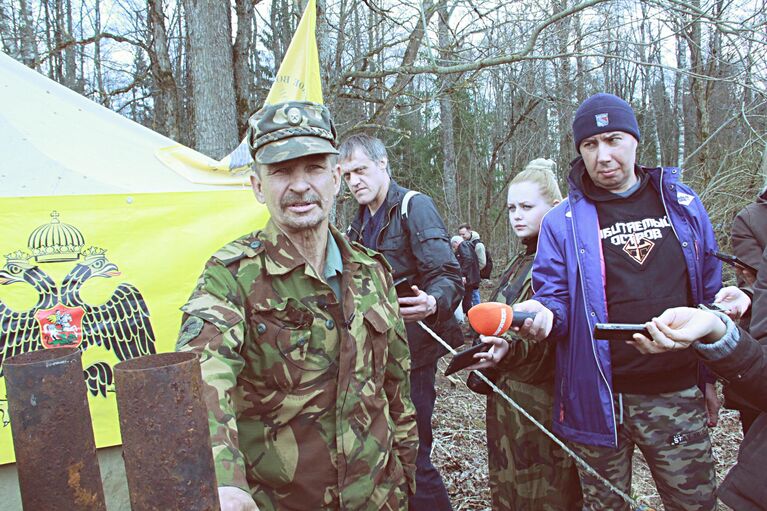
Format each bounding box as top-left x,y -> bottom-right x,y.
512,93 -> 723,510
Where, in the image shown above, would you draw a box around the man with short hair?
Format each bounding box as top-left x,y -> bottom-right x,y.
458,223 -> 486,306
339,134 -> 463,511
177,103 -> 418,511
515,93 -> 721,510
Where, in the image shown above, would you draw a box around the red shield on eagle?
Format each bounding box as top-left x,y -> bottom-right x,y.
34,304 -> 85,349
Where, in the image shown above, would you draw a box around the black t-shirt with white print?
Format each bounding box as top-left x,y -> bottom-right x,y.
581,166 -> 697,394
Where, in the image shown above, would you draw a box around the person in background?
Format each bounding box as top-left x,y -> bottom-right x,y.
451,235 -> 481,315
458,223 -> 487,306
340,134 -> 463,511
468,158 -> 582,510
628,275 -> 759,510
728,187 -> 767,432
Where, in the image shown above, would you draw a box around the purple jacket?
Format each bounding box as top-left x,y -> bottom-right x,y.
532,163 -> 722,447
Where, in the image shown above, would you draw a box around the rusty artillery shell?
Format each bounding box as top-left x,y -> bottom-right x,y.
4,347 -> 106,511
114,352 -> 219,511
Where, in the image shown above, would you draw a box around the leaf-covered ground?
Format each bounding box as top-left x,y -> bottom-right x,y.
431,359 -> 742,511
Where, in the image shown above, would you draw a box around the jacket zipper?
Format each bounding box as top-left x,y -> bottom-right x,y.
658,169 -> 699,299
375,202 -> 397,249
569,196 -> 618,447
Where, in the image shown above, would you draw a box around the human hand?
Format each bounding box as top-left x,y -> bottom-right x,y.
736,267 -> 757,286
714,285 -> 751,320
218,487 -> 259,511
510,300 -> 553,341
465,335 -> 509,370
627,307 -> 726,354
398,287 -> 437,322
704,382 -> 721,428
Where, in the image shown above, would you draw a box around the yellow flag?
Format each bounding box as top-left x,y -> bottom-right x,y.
265,0 -> 323,105
0,50 -> 268,465
0,194 -> 268,464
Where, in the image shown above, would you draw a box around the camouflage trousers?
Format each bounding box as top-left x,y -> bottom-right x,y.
567,386 -> 717,511
487,374 -> 583,510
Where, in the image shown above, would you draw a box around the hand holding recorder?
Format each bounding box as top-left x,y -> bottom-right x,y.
445,302 -> 536,375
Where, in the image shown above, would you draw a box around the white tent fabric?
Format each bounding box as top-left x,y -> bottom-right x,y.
0,52 -> 251,198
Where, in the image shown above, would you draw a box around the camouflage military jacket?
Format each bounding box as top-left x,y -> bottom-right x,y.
490,249 -> 555,384
177,220 -> 418,510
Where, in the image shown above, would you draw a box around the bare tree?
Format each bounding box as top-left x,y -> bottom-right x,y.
182,0 -> 238,158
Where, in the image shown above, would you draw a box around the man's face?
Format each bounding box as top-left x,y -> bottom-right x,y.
458,227 -> 471,241
250,153 -> 340,235
338,148 -> 390,209
579,131 -> 638,193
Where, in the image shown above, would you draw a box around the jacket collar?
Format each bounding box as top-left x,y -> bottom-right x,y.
348,179 -> 407,239
260,219 -> 363,276
567,156 -> 679,202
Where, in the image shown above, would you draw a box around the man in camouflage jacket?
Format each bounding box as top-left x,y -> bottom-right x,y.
177,101 -> 418,511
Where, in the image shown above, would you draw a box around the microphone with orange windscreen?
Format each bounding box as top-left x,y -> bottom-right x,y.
444,302 -> 537,376
467,302 -> 536,336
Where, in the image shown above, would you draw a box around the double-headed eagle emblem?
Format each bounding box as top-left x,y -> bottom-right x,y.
0,212 -> 156,404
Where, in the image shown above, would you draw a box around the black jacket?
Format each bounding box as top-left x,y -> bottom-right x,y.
706,245 -> 767,510
348,181 -> 464,368
454,241 -> 480,289
704,329 -> 767,510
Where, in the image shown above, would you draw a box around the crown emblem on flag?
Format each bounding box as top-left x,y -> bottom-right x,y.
27,211 -> 85,263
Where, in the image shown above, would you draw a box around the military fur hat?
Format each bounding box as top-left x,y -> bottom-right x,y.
247,101 -> 339,164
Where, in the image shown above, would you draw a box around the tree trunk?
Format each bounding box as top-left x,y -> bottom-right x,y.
147,0 -> 181,140
18,0 -> 37,68
0,3 -> 20,59
182,0 -> 238,158
674,32 -> 686,168
93,0 -> 109,107
686,0 -> 709,175
62,0 -> 80,91
438,0 -> 458,228
233,0 -> 255,134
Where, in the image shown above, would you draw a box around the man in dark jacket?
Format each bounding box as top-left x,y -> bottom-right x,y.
630,244 -> 767,510
732,187 -> 767,288
450,235 -> 480,314
340,134 -> 463,511
515,93 -> 721,510
728,187 -> 767,432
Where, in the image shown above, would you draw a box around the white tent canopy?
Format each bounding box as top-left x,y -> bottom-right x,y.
0,52 -> 250,198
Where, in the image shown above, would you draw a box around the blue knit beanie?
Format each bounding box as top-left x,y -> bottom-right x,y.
572,93 -> 640,152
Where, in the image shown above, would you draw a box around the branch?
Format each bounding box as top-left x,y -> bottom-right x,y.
37,32 -> 147,66
342,0 -> 612,80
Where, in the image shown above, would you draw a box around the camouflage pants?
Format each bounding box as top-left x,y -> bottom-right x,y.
567,387 -> 717,511
487,374 -> 582,510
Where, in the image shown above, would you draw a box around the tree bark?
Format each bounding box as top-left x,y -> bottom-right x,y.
18,0 -> 37,68
182,0 -> 238,158
147,0 -> 181,140
233,0 -> 256,134
438,0 -> 458,228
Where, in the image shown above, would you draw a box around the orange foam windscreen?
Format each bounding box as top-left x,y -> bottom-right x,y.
467,302 -> 514,336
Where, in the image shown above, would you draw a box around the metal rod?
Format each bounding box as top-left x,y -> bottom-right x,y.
4,347 -> 106,511
114,352 -> 220,511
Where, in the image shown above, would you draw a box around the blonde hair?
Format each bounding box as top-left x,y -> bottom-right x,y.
509,158 -> 562,205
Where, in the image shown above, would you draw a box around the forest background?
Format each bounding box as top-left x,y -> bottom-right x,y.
2,0 -> 766,268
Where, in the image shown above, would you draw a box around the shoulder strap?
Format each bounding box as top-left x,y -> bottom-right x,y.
502,258 -> 534,305
401,190 -> 421,220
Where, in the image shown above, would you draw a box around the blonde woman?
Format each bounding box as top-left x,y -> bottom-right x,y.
469,159 -> 582,510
